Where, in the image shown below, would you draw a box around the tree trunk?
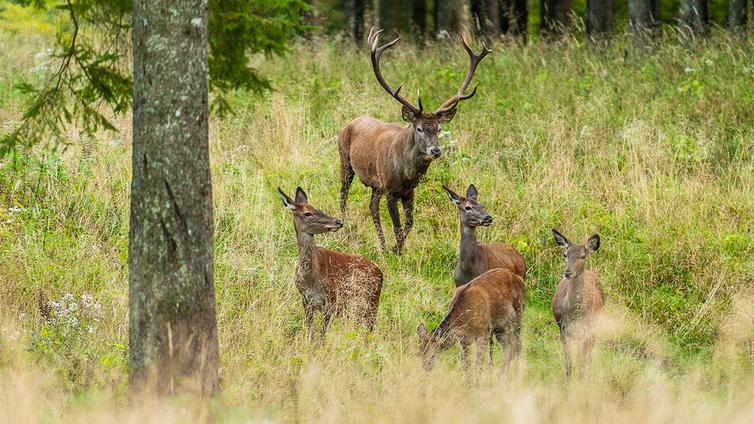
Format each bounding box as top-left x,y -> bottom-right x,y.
354,0 -> 366,40
679,0 -> 708,33
587,0 -> 615,37
541,0 -> 573,37
728,0 -> 748,32
380,0 -> 403,37
411,0 -> 427,40
471,0 -> 500,39
628,0 -> 661,36
131,0 -> 219,398
501,0 -> 528,40
436,0 -> 466,36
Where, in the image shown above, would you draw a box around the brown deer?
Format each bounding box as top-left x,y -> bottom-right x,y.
339,27 -> 491,254
443,184 -> 527,287
551,229 -> 604,377
279,187 -> 383,341
417,268 -> 524,372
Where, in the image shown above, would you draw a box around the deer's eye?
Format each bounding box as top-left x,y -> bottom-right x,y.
304,212 -> 313,217
580,254 -> 587,259
416,127 -> 423,133
464,206 -> 471,211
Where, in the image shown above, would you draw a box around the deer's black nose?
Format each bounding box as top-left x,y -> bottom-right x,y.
429,147 -> 441,158
334,219 -> 344,227
564,270 -> 573,279
483,215 -> 493,224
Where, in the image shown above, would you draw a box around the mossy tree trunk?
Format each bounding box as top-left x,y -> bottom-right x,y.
728,0 -> 748,32
471,0 -> 501,39
587,0 -> 615,37
541,0 -> 573,37
435,0 -> 466,36
130,0 -> 219,397
679,0 -> 708,33
411,0 -> 427,39
628,0 -> 661,36
501,0 -> 528,40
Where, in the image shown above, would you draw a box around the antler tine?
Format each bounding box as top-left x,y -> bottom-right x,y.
368,27 -> 422,115
434,35 -> 492,114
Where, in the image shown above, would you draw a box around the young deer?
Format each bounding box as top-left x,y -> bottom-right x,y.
443,184 -> 527,287
417,268 -> 525,372
551,229 -> 604,377
339,27 -> 491,254
279,187 -> 383,341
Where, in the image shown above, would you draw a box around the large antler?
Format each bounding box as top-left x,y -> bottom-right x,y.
434,35 -> 492,114
368,27 -> 423,116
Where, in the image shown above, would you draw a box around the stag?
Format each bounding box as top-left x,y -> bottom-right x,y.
551,229 -> 604,377
279,187 -> 383,342
339,27 -> 491,253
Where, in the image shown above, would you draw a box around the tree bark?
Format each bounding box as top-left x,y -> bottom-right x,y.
435,0 -> 467,36
411,0 -> 427,40
471,0 -> 500,39
679,0 -> 708,33
131,0 -> 219,398
587,0 -> 615,37
379,0 -> 403,37
541,0 -> 573,37
628,0 -> 661,36
501,0 -> 528,40
354,0 -> 366,40
728,0 -> 748,32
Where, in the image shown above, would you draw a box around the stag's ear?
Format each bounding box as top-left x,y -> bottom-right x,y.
552,229 -> 570,249
466,184 -> 478,200
443,186 -> 461,205
278,188 -> 296,210
435,107 -> 457,124
586,234 -> 601,253
402,105 -> 420,123
295,187 -> 308,204
417,323 -> 428,340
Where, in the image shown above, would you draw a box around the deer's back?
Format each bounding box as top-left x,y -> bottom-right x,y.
552,271 -> 604,327
446,268 -> 525,339
315,247 -> 383,301
479,243 -> 527,280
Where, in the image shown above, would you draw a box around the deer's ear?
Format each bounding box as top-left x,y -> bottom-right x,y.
295,187 -> 308,204
586,234 -> 601,252
435,107 -> 457,124
466,184 -> 478,200
552,229 -> 570,249
417,323 -> 428,340
443,186 -> 461,205
278,188 -> 296,210
402,105 -> 420,123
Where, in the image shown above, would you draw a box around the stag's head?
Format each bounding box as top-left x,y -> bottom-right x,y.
368,27 -> 491,160
552,229 -> 600,279
279,187 -> 344,235
442,184 -> 493,228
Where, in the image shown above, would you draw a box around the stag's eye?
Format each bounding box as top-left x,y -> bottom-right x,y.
464,206 -> 471,211
416,127 -> 423,133
304,212 -> 313,217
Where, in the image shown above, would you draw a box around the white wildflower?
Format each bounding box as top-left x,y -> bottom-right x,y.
684,67 -> 695,74
704,59 -> 713,66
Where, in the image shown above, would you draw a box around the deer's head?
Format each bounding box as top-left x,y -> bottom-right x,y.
443,184 -> 493,228
416,323 -> 454,371
552,229 -> 600,279
368,27 -> 491,160
278,187 -> 343,235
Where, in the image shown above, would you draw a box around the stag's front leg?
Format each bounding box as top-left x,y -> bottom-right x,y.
369,188 -> 387,251
401,192 -> 414,238
386,195 -> 404,254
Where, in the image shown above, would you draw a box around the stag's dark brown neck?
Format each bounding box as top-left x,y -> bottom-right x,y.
294,222 -> 317,280
393,126 -> 431,183
459,224 -> 480,273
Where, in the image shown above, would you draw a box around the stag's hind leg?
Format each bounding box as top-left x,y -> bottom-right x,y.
369,188 -> 387,251
339,160 -> 355,214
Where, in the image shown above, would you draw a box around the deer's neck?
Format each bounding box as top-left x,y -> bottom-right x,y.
295,225 -> 317,282
459,224 -> 480,272
396,128 -> 431,183
566,273 -> 586,308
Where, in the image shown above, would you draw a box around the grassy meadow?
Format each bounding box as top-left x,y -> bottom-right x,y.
1,17 -> 754,423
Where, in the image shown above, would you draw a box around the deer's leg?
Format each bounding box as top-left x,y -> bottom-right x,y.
303,300 -> 315,343
369,188 -> 387,251
320,309 -> 333,345
475,337 -> 487,373
580,332 -> 596,377
386,195 -> 404,253
401,191 -> 415,238
560,328 -> 574,378
460,340 -> 471,371
339,161 -> 355,213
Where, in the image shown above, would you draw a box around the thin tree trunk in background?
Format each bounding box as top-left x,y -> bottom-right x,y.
728,0 -> 748,32
379,0 -> 403,37
587,0 -> 615,37
679,0 -> 708,33
471,0 -> 500,39
411,0 -> 427,40
628,0 -> 661,36
503,0 -> 528,40
436,0 -> 466,36
355,0 -> 366,40
130,0 -> 219,398
541,0 -> 573,37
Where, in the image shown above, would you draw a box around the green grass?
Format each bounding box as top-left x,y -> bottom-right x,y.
1,24 -> 754,422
